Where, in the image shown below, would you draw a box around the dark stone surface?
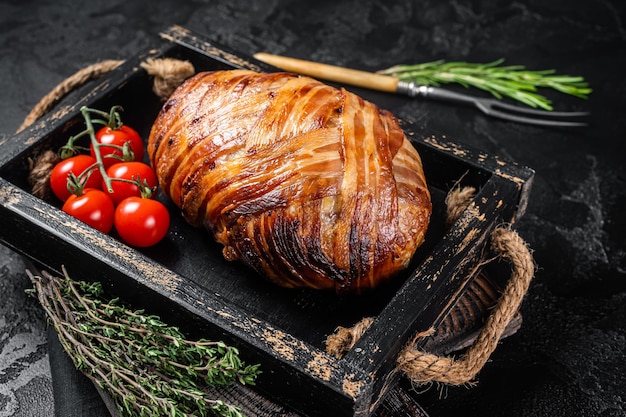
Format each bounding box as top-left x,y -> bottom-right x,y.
1,0 -> 625,416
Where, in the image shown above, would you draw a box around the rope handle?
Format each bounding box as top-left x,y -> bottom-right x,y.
397,224 -> 534,385
325,187 -> 536,386
17,60 -> 124,133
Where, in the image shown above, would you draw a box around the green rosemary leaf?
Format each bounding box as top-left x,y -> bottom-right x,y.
379,59 -> 591,110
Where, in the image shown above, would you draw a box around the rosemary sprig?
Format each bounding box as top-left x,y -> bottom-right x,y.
27,267 -> 261,417
378,59 -> 591,111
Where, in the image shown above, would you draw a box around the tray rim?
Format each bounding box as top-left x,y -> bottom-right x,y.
0,25 -> 535,417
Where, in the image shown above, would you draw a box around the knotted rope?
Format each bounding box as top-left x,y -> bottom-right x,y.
325,186 -> 535,386
140,57 -> 195,101
21,57 -> 195,199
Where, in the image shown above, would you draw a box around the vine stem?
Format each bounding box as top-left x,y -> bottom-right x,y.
80,106 -> 114,192
68,105 -> 152,197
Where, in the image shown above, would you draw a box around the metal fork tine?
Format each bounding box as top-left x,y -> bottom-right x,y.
488,99 -> 590,119
413,85 -> 589,127
485,106 -> 589,127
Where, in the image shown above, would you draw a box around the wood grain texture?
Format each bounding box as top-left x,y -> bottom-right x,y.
253,52 -> 400,93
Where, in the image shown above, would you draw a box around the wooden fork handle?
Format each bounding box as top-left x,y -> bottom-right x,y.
253,52 -> 399,93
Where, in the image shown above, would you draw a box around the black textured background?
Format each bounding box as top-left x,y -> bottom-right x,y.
1,1 -> 625,416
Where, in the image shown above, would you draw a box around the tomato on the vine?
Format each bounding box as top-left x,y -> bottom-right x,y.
114,197 -> 170,247
50,155 -> 102,201
103,161 -> 158,205
91,125 -> 144,169
62,188 -> 115,234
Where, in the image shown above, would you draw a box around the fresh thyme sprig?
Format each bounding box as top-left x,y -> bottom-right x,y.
27,267 -> 261,417
378,59 -> 591,111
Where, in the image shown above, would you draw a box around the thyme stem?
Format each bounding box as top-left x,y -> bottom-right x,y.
27,267 -> 261,417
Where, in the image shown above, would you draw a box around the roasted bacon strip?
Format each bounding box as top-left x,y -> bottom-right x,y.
148,70 -> 431,293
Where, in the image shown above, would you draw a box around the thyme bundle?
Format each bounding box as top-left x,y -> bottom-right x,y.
27,267 -> 261,417
378,59 -> 591,110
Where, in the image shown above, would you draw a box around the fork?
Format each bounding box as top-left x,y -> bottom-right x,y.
254,52 -> 589,128
398,82 -> 589,127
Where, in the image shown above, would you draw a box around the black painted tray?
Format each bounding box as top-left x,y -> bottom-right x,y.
0,26 -> 534,417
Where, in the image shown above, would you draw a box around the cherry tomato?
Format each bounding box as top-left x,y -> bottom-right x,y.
50,155 -> 103,201
114,197 -> 170,247
103,162 -> 158,205
62,188 -> 114,234
90,125 -> 144,169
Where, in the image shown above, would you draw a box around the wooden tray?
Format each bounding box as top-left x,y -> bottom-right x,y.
0,25 -> 534,417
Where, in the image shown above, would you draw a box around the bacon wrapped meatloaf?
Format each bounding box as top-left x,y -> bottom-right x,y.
148,70 -> 431,293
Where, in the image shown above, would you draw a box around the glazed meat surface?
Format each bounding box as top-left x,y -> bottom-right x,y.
148,70 -> 431,293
